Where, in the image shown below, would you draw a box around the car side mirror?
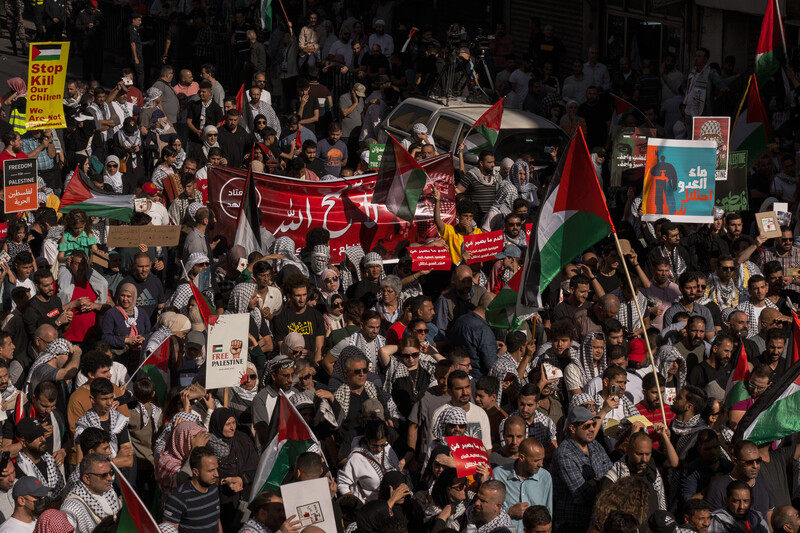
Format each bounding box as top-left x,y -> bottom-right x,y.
463,151 -> 479,165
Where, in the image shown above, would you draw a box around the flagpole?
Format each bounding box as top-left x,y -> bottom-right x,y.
276,0 -> 292,35
776,0 -> 789,57
612,232 -> 668,427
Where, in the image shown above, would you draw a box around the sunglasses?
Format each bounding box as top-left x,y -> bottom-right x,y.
741,458 -> 763,466
782,238 -> 794,242
401,351 -> 421,359
290,348 -> 305,355
332,302 -> 343,308
507,222 -> 521,227
721,266 -> 735,272
246,374 -> 257,381
107,163 -> 118,168
414,328 -> 429,334
324,276 -> 339,282
579,421 -> 594,430
255,120 -> 266,124
207,133 -> 218,137
698,284 -> 706,290
351,368 -> 368,375
87,471 -> 114,478
451,480 -> 467,490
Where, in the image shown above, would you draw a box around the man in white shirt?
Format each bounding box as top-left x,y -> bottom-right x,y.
583,46 -> 611,93
509,58 -> 533,104
368,20 -> 394,57
430,369 -> 492,453
0,476 -> 50,533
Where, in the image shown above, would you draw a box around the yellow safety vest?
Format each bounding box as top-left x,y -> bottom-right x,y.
9,108 -> 26,135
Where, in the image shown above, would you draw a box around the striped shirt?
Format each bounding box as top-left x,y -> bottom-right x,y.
163,481 -> 220,533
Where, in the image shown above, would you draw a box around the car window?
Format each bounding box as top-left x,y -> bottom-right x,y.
431,116 -> 461,153
495,130 -> 569,167
386,104 -> 432,135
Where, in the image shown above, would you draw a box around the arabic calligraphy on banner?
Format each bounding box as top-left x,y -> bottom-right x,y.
610,127 -> 656,187
408,246 -> 451,270
207,155 -> 457,263
642,138 -> 716,224
3,159 -> 38,214
715,151 -> 749,213
463,230 -> 505,265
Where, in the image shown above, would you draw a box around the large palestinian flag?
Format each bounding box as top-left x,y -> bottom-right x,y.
487,269 -> 529,331
754,0 -> 785,90
735,360 -> 800,446
518,129 -> 614,310
373,135 -> 428,222
60,167 -> 134,221
724,343 -> 750,408
249,393 -> 322,502
464,98 -> 504,154
233,166 -> 263,255
113,463 -> 161,533
731,75 -> 770,168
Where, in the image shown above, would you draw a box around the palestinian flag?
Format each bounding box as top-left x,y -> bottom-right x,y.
235,84 -> 245,115
13,394 -> 25,424
249,393 -> 321,501
373,135 -> 428,222
31,43 -> 63,62
60,167 -> 134,222
486,269 -> 533,331
189,282 -> 217,327
754,0 -> 785,90
735,359 -> 800,446
233,167 -> 263,255
608,94 -> 638,135
724,343 -> 751,408
401,27 -> 419,54
259,0 -> 272,31
519,128 -> 614,310
113,463 -> 161,533
731,75 -> 770,168
791,310 -> 800,365
129,336 -> 170,405
464,98 -> 504,154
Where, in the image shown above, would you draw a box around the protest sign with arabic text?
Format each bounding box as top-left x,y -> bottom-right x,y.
463,230 -> 504,264
408,246 -> 451,271
445,436 -> 492,478
642,139 -> 716,223
610,127 -> 655,187
3,159 -> 38,213
715,151 -> 749,213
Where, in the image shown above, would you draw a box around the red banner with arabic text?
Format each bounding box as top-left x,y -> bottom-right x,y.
463,230 -> 504,264
445,436 -> 492,478
207,155 -> 456,263
408,246 -> 451,271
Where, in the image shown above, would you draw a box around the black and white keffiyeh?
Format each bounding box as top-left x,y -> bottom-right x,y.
272,237 -> 309,277
672,414 -> 708,460
61,480 -> 122,533
136,403 -> 162,429
345,331 -> 386,372
383,353 -> 437,395
431,406 -> 468,441
227,282 -> 262,329
26,338 -> 72,392
239,518 -> 272,533
654,346 -> 687,391
706,272 -> 741,310
465,506 -> 514,533
574,332 -> 606,386
604,458 -> 666,511
75,408 -> 129,458
334,380 -> 380,420
340,245 -> 365,291
165,283 -> 193,314
17,451 -> 64,503
154,411 -> 201,457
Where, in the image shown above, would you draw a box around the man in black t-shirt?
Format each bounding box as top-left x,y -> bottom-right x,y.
273,276 -> 325,362
23,269 -> 74,338
118,252 -> 165,321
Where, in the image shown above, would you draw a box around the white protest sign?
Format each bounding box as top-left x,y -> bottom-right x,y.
280,478 -> 337,533
205,313 -> 249,389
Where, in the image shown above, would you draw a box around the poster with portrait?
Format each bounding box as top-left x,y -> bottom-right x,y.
715,151 -> 749,213
281,478 -> 337,533
205,313 -> 250,389
609,127 -> 656,187
692,116 -> 731,181
642,138 -> 716,223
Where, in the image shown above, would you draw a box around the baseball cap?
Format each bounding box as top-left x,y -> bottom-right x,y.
496,244 -> 521,259
566,406 -> 599,426
186,331 -> 205,350
362,398 -> 385,421
647,511 -> 677,533
628,337 -> 647,363
353,83 -> 366,98
16,417 -> 45,442
12,477 -> 51,499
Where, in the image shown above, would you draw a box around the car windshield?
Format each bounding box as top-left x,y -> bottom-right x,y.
494,129 -> 570,167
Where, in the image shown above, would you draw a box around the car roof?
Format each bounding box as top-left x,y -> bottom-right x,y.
396,97 -> 560,130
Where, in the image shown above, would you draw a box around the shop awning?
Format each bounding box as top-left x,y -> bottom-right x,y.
694,0 -> 785,16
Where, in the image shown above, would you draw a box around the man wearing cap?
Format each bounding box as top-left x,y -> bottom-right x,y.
551,406 -> 611,530
493,438 -> 552,533
140,182 -> 170,226
368,19 -> 393,57
60,454 -> 121,533
0,476 -> 49,533
401,123 -> 437,153
14,418 -> 65,505
490,245 -> 521,295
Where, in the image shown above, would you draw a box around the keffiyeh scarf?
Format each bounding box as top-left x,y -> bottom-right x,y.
136,403 -> 162,429
227,282 -> 263,330
334,380 -> 380,419
340,246 -> 365,291
346,331 -> 386,372
26,338 -> 72,391
508,160 -> 538,207
17,451 -> 64,502
272,236 -> 309,277
239,518 -> 271,533
604,458 -> 666,511
706,272 -> 740,309
574,332 -> 606,386
61,480 -> 122,533
383,354 -> 437,395
655,346 -> 687,391
465,506 -> 513,533
75,408 -> 129,458
349,438 -> 396,481
671,414 -> 708,460
432,406 -> 468,441
657,244 -> 687,281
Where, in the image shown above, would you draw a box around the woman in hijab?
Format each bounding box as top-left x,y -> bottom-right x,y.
508,159 -> 538,209
324,293 -> 345,334
227,282 -> 272,372
279,332 -> 306,358
352,500 -> 394,533
102,283 -> 151,372
103,155 -> 124,193
155,419 -> 208,495
170,134 -> 186,169
208,408 -> 259,533
379,471 -> 422,530
190,125 -> 220,166
227,362 -> 259,423
272,236 -> 309,277
424,467 -> 471,531
318,268 -> 340,300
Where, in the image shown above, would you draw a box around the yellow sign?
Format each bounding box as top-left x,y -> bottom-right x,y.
26,41 -> 70,130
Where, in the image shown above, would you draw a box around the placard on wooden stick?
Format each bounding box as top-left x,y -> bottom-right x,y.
755,211 -> 781,239
106,225 -> 181,248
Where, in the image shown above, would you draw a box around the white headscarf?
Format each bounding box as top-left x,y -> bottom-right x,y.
202,126 -> 219,157
103,155 -> 123,193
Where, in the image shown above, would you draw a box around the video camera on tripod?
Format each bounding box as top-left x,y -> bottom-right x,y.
446,24 -> 465,53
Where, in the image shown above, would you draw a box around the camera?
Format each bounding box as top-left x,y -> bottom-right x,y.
446,24 -> 463,51
471,28 -> 490,58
